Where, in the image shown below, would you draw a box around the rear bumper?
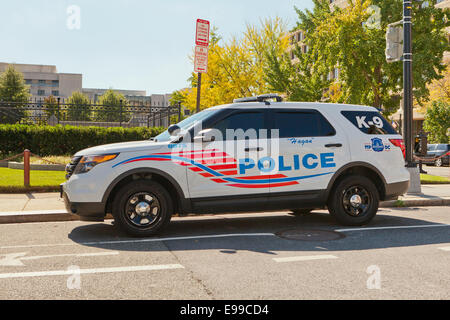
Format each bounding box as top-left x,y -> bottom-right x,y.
61,184 -> 105,221
384,180 -> 409,200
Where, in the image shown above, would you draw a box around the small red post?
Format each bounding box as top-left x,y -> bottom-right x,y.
23,149 -> 30,187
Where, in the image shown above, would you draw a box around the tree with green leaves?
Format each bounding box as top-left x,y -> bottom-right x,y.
423,100 -> 450,143
96,89 -> 129,122
265,40 -> 331,102
0,65 -> 30,123
66,91 -> 91,121
266,0 -> 450,116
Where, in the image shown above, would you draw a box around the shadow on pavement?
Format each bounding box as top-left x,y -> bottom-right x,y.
68,209 -> 450,254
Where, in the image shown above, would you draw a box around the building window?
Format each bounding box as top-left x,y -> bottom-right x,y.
51,80 -> 59,87
25,79 -> 32,85
52,90 -> 59,96
37,90 -> 45,96
38,80 -> 46,85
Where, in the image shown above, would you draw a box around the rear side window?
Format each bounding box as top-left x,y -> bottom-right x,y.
272,110 -> 335,138
341,111 -> 398,135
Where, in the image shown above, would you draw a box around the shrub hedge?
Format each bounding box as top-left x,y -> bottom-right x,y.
0,124 -> 166,157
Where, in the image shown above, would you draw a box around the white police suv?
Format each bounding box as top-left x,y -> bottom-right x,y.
61,94 -> 410,236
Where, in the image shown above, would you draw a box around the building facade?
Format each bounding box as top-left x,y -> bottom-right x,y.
0,62 -> 82,100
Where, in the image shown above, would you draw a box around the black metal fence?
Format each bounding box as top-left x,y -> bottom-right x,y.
0,98 -> 182,128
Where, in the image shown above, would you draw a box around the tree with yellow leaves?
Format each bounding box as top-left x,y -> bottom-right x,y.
172,18 -> 288,112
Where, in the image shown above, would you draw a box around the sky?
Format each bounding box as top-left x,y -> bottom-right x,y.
0,0 -> 313,95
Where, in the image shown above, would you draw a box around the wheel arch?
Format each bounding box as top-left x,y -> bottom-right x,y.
102,168 -> 190,215
325,162 -> 387,201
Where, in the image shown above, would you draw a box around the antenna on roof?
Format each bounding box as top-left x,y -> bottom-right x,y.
233,93 -> 282,104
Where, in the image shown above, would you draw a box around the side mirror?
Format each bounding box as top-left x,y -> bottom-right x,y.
168,124 -> 181,136
193,129 -> 216,143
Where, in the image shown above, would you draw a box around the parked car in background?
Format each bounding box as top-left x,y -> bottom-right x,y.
422,144 -> 450,167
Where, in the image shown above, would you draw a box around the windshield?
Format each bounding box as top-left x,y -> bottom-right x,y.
153,109 -> 219,142
436,144 -> 448,151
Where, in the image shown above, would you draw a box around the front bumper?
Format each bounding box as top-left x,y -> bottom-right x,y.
61,184 -> 105,221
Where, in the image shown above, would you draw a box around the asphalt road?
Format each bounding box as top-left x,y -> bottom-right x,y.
0,207 -> 449,300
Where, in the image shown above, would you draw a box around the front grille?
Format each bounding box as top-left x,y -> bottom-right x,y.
65,156 -> 82,179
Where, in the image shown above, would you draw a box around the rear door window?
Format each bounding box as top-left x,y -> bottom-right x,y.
341,111 -> 398,135
272,109 -> 336,138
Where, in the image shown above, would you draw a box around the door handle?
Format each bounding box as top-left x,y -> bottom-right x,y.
325,143 -> 342,148
244,147 -> 264,152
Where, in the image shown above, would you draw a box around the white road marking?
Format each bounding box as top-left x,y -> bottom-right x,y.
0,264 -> 184,279
0,233 -> 276,250
273,255 -> 338,263
335,224 -> 450,232
438,247 -> 450,251
0,225 -> 448,250
0,251 -> 119,266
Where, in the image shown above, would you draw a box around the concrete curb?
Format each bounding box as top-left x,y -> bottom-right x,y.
380,198 -> 450,208
0,211 -> 78,224
0,198 -> 448,224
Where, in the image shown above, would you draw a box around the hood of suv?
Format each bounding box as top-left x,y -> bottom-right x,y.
74,140 -> 168,156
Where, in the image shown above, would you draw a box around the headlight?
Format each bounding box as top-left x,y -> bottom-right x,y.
74,153 -> 119,174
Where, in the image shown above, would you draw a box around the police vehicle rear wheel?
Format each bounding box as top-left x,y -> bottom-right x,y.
327,175 -> 379,226
112,180 -> 173,237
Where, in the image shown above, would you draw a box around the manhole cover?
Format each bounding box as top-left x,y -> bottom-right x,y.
276,229 -> 344,241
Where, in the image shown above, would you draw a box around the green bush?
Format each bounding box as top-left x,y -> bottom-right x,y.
0,124 -> 165,157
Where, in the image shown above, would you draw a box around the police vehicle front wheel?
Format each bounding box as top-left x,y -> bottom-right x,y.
112,180 -> 173,237
327,175 -> 379,226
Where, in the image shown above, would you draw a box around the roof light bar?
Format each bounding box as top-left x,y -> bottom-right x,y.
233,94 -> 282,103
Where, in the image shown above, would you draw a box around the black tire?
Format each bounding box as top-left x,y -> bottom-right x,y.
288,209 -> 313,216
327,175 -> 379,226
112,180 -> 173,237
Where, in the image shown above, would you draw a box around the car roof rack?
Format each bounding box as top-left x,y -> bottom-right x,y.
233,93 -> 282,104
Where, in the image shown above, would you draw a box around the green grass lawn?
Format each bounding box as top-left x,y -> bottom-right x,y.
0,167 -> 65,192
420,174 -> 450,184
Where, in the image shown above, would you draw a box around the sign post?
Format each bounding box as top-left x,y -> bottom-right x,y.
194,19 -> 210,113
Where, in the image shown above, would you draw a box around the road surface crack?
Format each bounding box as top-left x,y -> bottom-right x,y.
162,240 -> 215,300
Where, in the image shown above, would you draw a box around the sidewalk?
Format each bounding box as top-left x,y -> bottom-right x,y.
1,185 -> 449,224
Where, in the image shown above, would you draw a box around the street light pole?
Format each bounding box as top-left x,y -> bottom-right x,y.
403,0 -> 421,194
403,0 -> 414,167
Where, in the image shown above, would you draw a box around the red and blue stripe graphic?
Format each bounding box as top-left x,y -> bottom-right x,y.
112,149 -> 334,188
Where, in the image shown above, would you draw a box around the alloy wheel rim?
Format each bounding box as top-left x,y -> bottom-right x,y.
125,192 -> 161,227
342,185 -> 371,217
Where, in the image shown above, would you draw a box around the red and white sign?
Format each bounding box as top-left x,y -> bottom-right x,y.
195,19 -> 210,47
194,45 -> 209,73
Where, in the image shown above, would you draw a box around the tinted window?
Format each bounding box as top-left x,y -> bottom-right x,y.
272,110 -> 335,138
436,144 -> 449,151
341,111 -> 398,135
211,111 -> 266,140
